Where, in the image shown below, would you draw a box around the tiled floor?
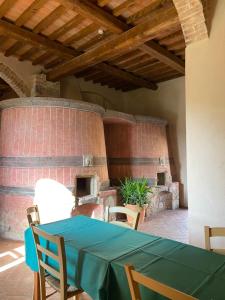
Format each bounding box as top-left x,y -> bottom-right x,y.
0,209 -> 188,300
139,208 -> 188,244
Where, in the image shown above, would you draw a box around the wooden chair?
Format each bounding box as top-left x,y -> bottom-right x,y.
27,205 -> 40,226
125,264 -> 198,300
105,206 -> 140,230
31,225 -> 83,300
204,226 -> 225,255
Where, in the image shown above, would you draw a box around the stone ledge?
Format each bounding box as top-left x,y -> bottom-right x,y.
103,109 -> 136,124
0,97 -> 105,115
103,109 -> 168,125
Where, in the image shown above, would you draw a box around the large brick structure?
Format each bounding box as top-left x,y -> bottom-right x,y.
103,110 -> 179,213
0,97 -> 109,239
104,110 -> 171,185
0,99 -> 178,240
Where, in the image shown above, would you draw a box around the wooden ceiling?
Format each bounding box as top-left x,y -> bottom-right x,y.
0,0 -> 185,91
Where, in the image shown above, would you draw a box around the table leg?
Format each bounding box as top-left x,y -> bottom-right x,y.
33,272 -> 40,300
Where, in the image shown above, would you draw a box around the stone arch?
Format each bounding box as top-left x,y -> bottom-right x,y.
0,63 -> 30,97
173,0 -> 208,45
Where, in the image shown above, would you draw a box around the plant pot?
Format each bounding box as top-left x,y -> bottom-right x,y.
125,204 -> 146,225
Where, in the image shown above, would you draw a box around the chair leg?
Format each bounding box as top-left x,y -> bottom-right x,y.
33,272 -> 40,300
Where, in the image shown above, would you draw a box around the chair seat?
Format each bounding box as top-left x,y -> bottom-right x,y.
46,274 -> 83,296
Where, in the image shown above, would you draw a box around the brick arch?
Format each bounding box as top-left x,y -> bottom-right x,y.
0,63 -> 30,97
172,0 -> 208,45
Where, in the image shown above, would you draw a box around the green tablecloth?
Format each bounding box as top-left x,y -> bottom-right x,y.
24,216 -> 225,300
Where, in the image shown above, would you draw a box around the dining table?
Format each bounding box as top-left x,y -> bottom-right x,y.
24,215 -> 225,300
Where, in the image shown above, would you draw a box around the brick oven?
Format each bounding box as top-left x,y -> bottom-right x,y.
0,97 -> 109,239
103,110 -> 179,214
104,110 -> 171,184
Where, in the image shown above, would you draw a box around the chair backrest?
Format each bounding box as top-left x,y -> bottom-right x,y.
31,225 -> 67,300
125,264 -> 198,300
204,226 -> 225,255
105,206 -> 140,230
27,205 -> 40,226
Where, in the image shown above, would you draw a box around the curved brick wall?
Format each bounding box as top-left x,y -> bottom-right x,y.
0,97 -> 109,239
104,112 -> 171,185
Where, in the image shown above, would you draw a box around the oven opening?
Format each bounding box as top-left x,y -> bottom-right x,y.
76,177 -> 92,197
157,172 -> 166,186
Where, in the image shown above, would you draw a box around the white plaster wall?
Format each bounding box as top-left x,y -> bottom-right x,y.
61,76 -> 125,111
186,0 -> 225,247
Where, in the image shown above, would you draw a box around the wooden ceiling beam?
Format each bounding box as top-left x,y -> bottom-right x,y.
127,0 -> 168,25
141,65 -> 171,77
0,19 -> 77,59
115,53 -> 150,68
47,5 -> 178,81
97,0 -> 110,7
126,58 -> 158,72
117,54 -> 152,68
121,86 -> 138,92
49,15 -> 84,40
152,69 -> 178,80
45,58 -> 64,69
4,40 -> 25,57
175,49 -> 185,56
32,52 -> 54,65
75,67 -> 96,78
74,54 -> 156,89
92,73 -> 110,83
15,0 -> 46,27
84,70 -> 103,81
131,60 -> 161,73
76,33 -> 108,51
167,40 -> 186,51
159,30 -> 184,46
0,35 -> 9,48
55,0 -> 185,75
156,73 -> 182,83
140,41 -> 185,74
101,79 -> 123,87
63,24 -> 97,46
109,50 -> 141,64
19,47 -> 37,61
90,75 -> 115,84
0,13 -> 158,90
113,0 -> 136,17
55,0 -> 128,33
94,63 -> 157,90
0,0 -> 15,18
33,5 -> 66,34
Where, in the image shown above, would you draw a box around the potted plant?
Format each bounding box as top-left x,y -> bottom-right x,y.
120,177 -> 152,224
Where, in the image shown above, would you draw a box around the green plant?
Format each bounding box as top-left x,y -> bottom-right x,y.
120,178 -> 152,208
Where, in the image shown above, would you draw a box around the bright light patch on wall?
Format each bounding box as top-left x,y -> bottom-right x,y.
34,179 -> 75,224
